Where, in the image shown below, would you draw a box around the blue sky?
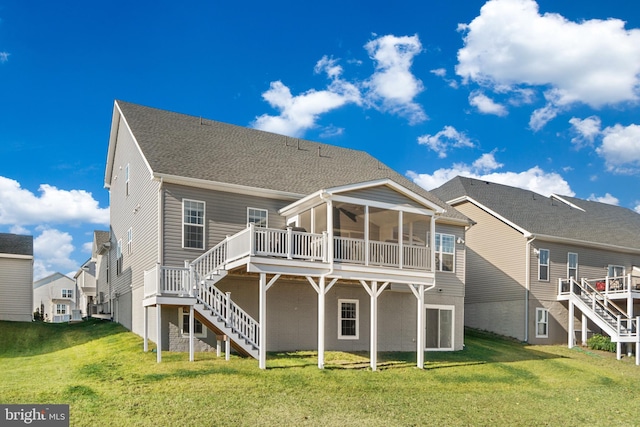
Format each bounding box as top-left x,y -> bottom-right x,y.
1,0 -> 639,279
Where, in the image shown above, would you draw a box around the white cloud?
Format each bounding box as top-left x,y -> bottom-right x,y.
635,204 -> 640,214
457,0 -> 640,127
0,52 -> 8,63
469,91 -> 507,116
587,193 -> 619,205
33,228 -> 76,280
417,126 -> 474,158
363,34 -> 427,124
596,123 -> 640,173
252,76 -> 361,137
430,68 -> 446,77
0,176 -> 109,226
569,116 -> 602,148
408,151 -> 574,196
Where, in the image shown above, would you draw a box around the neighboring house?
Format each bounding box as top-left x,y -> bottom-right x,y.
103,101 -> 471,369
33,273 -> 77,323
75,258 -> 96,318
432,176 -> 640,359
0,233 -> 33,322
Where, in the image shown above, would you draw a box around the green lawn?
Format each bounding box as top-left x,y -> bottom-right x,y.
1,320 -> 639,426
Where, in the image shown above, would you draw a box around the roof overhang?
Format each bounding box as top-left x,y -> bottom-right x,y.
532,233 -> 640,255
446,195 -> 531,236
279,179 -> 446,217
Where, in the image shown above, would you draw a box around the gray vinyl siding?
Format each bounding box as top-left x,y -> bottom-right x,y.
162,183 -> 290,266
344,186 -> 425,208
107,115 -> 160,333
455,202 -> 527,304
434,223 -> 465,298
0,256 -> 33,322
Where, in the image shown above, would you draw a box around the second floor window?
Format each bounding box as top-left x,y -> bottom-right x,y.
567,252 -> 578,279
538,249 -> 550,281
435,233 -> 455,272
247,208 -> 268,228
125,163 -> 130,196
127,228 -> 133,255
183,199 -> 205,249
116,239 -> 123,275
62,289 -> 73,298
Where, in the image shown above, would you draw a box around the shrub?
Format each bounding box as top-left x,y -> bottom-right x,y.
587,334 -> 616,352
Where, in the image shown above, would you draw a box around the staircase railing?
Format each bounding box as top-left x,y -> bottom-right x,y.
196,281 -> 259,349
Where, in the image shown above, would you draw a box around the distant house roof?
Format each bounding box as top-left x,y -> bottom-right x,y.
0,233 -> 33,256
107,101 -> 469,224
431,176 -> 640,251
33,272 -> 74,289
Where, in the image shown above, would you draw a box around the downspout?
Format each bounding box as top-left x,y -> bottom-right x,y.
525,235 -> 536,343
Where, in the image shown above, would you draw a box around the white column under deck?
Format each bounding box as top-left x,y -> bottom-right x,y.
143,306 -> 148,352
581,313 -> 587,346
416,284 -> 425,369
156,304 -> 162,363
189,305 -> 195,362
359,280 -> 389,371
259,273 -> 267,370
568,301 -> 575,349
307,276 -> 338,370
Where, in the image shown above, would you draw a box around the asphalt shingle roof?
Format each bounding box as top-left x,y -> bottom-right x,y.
0,233 -> 33,256
431,176 -> 640,250
116,101 -> 468,223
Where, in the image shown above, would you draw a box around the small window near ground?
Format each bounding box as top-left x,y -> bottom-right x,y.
179,308 -> 206,338
425,305 -> 454,350
56,304 -> 67,315
567,252 -> 578,279
338,299 -> 359,339
538,249 -> 549,281
247,208 -> 268,228
536,308 -> 549,338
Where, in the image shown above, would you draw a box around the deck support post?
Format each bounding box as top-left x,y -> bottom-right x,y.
568,301 -> 575,349
143,305 -> 148,352
259,273 -> 267,369
216,335 -> 221,357
225,335 -> 230,361
156,304 -> 162,363
581,313 -> 587,346
189,305 -> 195,362
318,276 -> 326,369
617,341 -> 622,360
370,281 -> 378,371
416,284 -> 425,369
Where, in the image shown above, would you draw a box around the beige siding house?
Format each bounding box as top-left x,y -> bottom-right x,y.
33,273 -> 77,322
432,176 -> 640,359
0,233 -> 33,322
103,101 -> 471,369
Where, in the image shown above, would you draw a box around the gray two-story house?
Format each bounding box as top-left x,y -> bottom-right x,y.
0,233 -> 33,322
103,101 -> 471,369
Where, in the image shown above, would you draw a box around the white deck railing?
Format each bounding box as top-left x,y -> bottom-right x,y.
144,264 -> 190,297
559,275 -> 639,297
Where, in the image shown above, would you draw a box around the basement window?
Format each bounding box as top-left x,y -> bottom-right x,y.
178,308 -> 206,338
338,299 -> 359,340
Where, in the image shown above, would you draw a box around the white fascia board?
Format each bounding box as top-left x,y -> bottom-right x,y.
329,194 -> 436,216
326,179 -> 445,213
104,104 -> 120,189
154,173 -> 304,201
0,253 -> 33,260
279,190 -> 325,216
449,196 -> 531,237
533,233 -> 640,255
550,194 -> 586,212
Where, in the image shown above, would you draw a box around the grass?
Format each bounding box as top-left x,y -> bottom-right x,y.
1,320 -> 640,426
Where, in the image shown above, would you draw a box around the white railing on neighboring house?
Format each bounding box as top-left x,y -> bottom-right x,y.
559,275 -> 640,297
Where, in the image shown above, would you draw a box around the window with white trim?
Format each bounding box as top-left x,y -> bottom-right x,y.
338,299 -> 359,339
127,227 -> 133,255
116,239 -> 123,275
608,265 -> 625,278
178,308 -> 206,338
125,163 -> 130,196
435,233 -> 455,272
425,305 -> 454,350
62,289 -> 73,298
567,252 -> 578,279
56,304 -> 67,315
536,308 -> 549,338
183,199 -> 205,249
538,249 -> 549,281
247,208 -> 268,228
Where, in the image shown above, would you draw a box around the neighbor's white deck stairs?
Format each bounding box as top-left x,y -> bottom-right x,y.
568,278 -> 638,344
189,241 -> 260,359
